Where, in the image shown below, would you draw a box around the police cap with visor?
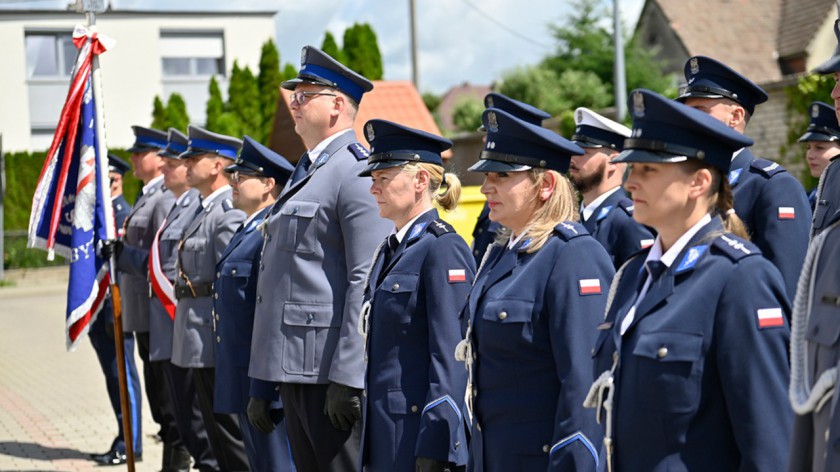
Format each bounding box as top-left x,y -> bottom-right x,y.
677,56 -> 768,116
613,89 -> 753,173
225,135 -> 295,185
281,45 -> 374,104
126,126 -> 168,153
477,93 -> 552,131
814,20 -> 840,74
358,120 -> 452,177
108,154 -> 130,175
572,107 -> 631,150
158,128 -> 189,159
469,108 -> 584,173
179,125 -> 242,160
798,102 -> 840,143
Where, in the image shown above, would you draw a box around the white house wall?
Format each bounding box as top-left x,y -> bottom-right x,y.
0,11 -> 275,152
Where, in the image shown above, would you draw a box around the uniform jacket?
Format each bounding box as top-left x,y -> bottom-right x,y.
118,178 -> 175,333
172,187 -> 244,368
592,217 -> 792,471
471,203 -> 501,266
98,194 -> 132,327
148,189 -> 200,362
811,157 -> 840,237
581,188 -> 655,269
464,222 -> 613,472
249,130 -> 391,389
789,219 -> 840,472
360,210 -> 475,471
729,148 -> 810,302
212,206 -> 280,414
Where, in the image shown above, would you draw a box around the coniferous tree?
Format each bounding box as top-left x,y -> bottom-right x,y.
257,39 -> 282,144
343,23 -> 383,80
206,75 -> 225,132
227,63 -> 261,138
320,32 -> 345,65
165,93 -> 190,132
151,95 -> 167,129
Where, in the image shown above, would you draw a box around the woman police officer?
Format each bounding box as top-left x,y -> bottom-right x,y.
357,120 -> 475,472
586,90 -> 792,471
457,107 -> 614,471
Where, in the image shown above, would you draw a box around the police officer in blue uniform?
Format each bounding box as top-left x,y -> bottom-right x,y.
470,93 -> 551,266
798,102 -> 840,210
173,125 -> 248,471
356,120 -> 474,472
213,136 -> 296,472
570,107 -> 655,268
788,20 -> 840,472
248,46 -> 390,472
458,108 -> 613,471
587,89 -> 792,471
677,55 -> 811,301
152,128 -> 214,472
88,154 -> 143,466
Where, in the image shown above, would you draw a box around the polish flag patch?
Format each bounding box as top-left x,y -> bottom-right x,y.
757,308 -> 785,329
448,269 -> 467,283
579,279 -> 602,295
778,207 -> 795,220
640,239 -> 655,249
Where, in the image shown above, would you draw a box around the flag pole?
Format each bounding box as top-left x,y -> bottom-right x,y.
77,1 -> 135,470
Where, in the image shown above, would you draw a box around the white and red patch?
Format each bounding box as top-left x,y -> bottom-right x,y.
757,308 -> 784,329
640,239 -> 655,249
448,269 -> 467,283
778,207 -> 795,220
579,279 -> 602,295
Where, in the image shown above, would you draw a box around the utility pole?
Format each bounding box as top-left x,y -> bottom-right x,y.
409,0 -> 419,89
613,0 -> 627,121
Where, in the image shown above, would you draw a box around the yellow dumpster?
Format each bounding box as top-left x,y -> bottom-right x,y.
438,185 -> 486,246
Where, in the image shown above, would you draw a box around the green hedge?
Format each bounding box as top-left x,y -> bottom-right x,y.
2,149 -> 142,269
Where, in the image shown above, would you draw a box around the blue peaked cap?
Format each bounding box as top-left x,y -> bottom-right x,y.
798,102 -> 840,142
815,20 -> 840,74
126,126 -> 168,153
469,108 -> 583,173
613,89 -> 753,173
225,136 -> 295,185
179,125 -> 242,160
358,119 -> 452,177
107,154 -> 130,175
484,93 -> 551,125
677,56 -> 768,116
158,128 -> 188,159
281,45 -> 373,103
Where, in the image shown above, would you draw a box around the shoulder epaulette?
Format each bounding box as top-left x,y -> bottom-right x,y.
221,198 -> 234,212
553,221 -> 588,241
712,233 -> 760,262
617,197 -> 634,216
348,142 -> 370,161
428,219 -> 454,237
750,158 -> 787,178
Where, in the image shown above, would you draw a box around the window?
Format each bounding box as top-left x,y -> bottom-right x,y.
160,31 -> 225,78
25,31 -> 76,78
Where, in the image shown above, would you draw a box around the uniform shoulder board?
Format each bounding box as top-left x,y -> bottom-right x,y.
553,221 -> 588,241
750,158 -> 787,178
181,196 -> 191,207
115,203 -> 123,212
427,219 -> 454,237
348,142 -> 370,161
712,234 -> 760,262
221,198 -> 234,212
617,197 -> 634,216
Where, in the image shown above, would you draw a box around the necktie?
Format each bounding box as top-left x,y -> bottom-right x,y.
620,260 -> 667,336
289,153 -> 312,185
645,260 -> 667,281
382,234 -> 399,268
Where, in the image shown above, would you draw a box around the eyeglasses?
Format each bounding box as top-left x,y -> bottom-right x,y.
230,171 -> 261,184
290,91 -> 337,105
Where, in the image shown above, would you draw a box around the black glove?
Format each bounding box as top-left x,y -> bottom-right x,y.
247,397 -> 275,434
105,321 -> 115,339
416,456 -> 456,472
323,382 -> 362,431
100,239 -> 123,261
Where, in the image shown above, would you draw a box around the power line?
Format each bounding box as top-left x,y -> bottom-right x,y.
458,0 -> 553,49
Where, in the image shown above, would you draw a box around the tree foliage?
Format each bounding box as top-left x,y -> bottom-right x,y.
782,73 -> 835,188
321,32 -> 346,65
151,95 -> 166,130
257,39 -> 282,144
205,76 -> 225,133
452,98 -> 484,133
342,23 -> 383,80
151,93 -> 190,131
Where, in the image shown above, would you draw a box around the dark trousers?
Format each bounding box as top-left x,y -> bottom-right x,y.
281,383 -> 361,472
164,362 -> 219,471
193,367 -> 249,472
238,412 -> 297,472
135,332 -> 175,441
88,314 -> 142,454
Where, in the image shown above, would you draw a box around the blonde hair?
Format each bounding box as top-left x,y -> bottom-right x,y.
402,162 -> 462,211
681,160 -> 749,239
495,169 -> 580,253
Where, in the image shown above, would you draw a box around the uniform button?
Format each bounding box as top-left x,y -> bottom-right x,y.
454,441 -> 460,450
392,283 -> 400,291
826,429 -> 831,442
591,348 -> 595,356
657,347 -> 668,359
477,228 -> 483,234
498,311 -> 508,320
257,295 -> 262,303
307,313 -> 314,324
472,387 -> 478,396
216,336 -> 221,343
216,271 -> 220,278
231,269 -> 237,275
214,293 -> 219,300
275,385 -> 280,391
542,444 -> 550,453
410,405 -> 418,413
474,250 -> 479,256
260,264 -> 265,272
215,314 -> 220,321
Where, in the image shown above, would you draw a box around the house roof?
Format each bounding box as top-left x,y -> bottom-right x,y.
652,0 -> 783,83
778,0 -> 836,60
270,80 -> 450,162
437,82 -> 492,133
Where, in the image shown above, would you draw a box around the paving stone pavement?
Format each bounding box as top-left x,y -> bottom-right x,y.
0,270 -> 163,472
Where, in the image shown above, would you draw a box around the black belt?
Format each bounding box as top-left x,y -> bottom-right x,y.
174,283 -> 214,300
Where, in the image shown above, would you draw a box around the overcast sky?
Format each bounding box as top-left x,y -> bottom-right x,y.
2,0 -> 646,94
